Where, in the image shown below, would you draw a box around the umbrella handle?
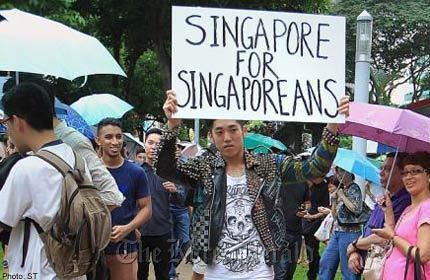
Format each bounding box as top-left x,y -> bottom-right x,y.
336,172 -> 347,190
79,75 -> 88,88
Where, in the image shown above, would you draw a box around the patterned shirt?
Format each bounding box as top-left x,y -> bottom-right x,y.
333,183 -> 363,232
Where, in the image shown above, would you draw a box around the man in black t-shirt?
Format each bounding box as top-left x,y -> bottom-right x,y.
274,182 -> 311,280
302,177 -> 330,280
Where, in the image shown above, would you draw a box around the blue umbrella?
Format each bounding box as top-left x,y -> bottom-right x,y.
71,93 -> 133,125
333,148 -> 380,184
57,105 -> 95,140
377,143 -> 396,154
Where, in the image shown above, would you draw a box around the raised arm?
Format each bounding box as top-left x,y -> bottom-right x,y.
276,96 -> 349,183
155,90 -> 205,188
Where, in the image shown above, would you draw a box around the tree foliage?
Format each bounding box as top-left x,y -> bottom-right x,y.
334,0 -> 430,103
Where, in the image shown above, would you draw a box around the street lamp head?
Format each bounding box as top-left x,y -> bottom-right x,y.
357,10 -> 373,22
355,10 -> 373,62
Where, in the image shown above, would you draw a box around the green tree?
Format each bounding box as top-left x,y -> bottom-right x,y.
128,50 -> 164,120
333,0 -> 430,103
0,0 -> 87,30
369,68 -> 399,105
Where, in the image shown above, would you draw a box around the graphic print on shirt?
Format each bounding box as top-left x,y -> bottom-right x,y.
118,184 -> 129,196
215,177 -> 264,273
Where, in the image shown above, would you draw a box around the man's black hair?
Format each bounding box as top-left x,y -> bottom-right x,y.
386,152 -> 407,168
3,76 -> 57,117
2,77 -> 16,93
97,118 -> 123,135
206,119 -> 246,129
135,146 -> 145,155
145,127 -> 163,138
2,82 -> 53,131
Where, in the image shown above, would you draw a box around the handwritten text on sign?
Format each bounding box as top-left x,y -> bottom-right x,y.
172,6 -> 345,123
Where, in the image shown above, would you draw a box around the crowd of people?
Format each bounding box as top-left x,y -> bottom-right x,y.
0,79 -> 429,280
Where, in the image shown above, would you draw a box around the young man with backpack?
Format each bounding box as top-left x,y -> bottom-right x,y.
0,83 -> 110,279
97,118 -> 152,280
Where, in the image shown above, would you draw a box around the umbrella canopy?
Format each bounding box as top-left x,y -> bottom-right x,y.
244,132 -> 287,153
56,104 -> 95,140
0,9 -> 126,80
339,102 -> 430,152
123,132 -> 145,161
71,93 -> 133,125
333,148 -> 380,184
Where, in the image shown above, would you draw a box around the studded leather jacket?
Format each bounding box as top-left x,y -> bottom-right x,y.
155,128 -> 338,266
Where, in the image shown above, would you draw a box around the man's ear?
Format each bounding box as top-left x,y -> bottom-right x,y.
95,136 -> 101,147
242,125 -> 248,136
15,116 -> 27,133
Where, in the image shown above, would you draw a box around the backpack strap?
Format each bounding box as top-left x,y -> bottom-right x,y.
21,218 -> 44,268
74,150 -> 86,173
36,150 -> 90,186
34,149 -> 74,177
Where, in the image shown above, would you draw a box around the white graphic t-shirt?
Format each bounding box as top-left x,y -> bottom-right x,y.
205,174 -> 273,280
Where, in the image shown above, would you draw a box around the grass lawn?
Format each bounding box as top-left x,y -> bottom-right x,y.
295,261 -> 343,279
293,242 -> 343,280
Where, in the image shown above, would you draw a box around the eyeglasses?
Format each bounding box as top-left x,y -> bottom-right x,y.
0,116 -> 11,128
400,168 -> 428,177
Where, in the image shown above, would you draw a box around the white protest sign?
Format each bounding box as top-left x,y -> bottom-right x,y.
172,6 -> 345,123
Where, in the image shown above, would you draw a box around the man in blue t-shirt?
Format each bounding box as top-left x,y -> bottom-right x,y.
97,118 -> 152,280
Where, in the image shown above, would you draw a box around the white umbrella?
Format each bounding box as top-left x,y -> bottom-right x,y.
0,9 -> 126,80
71,93 -> 133,125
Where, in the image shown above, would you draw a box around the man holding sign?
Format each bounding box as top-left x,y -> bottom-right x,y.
155,90 -> 348,279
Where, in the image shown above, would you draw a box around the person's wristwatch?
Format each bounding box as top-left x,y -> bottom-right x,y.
352,239 -> 359,250
347,240 -> 359,258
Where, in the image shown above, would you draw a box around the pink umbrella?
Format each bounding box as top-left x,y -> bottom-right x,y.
339,102 -> 430,152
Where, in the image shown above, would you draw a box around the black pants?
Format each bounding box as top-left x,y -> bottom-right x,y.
138,233 -> 171,280
304,232 -> 321,280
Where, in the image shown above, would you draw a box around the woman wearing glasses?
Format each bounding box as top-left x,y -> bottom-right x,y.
373,152 -> 430,279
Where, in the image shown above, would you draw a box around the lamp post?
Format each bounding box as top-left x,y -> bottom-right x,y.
194,119 -> 200,145
352,11 -> 373,189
